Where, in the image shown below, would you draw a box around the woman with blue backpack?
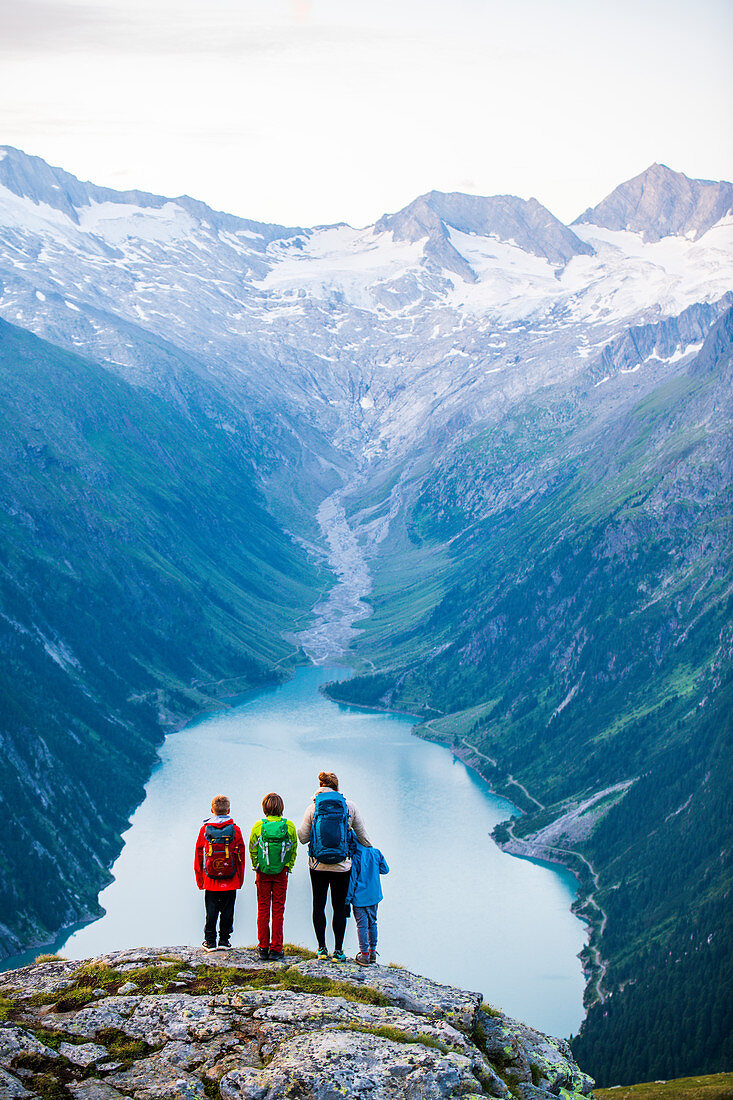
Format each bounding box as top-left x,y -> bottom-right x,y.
249,792 -> 297,961
297,771 -> 371,962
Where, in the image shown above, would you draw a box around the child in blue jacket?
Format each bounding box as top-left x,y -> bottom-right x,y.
346,839 -> 389,965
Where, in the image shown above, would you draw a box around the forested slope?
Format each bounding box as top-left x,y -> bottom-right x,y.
327,308 -> 733,1084
0,319 -> 325,957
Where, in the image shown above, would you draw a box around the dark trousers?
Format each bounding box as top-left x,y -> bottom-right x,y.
310,869 -> 349,952
204,889 -> 236,944
256,869 -> 289,952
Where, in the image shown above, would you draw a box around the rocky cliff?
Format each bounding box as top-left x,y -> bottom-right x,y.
0,946 -> 594,1100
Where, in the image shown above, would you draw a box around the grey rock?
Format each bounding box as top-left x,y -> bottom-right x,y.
0,1024 -> 59,1066
574,162 -> 733,242
292,958 -> 482,1030
219,1029 -> 489,1099
58,1041 -> 108,1066
0,948 -> 594,1099
156,1041 -> 204,1069
68,1082 -> 127,1100
482,1013 -> 592,1095
65,995 -> 141,1037
0,146 -> 299,244
514,1086 -> 560,1100
377,191 -> 594,268
0,1065 -> 35,1098
242,987 -> 473,1054
123,994 -> 234,1043
117,981 -> 139,994
0,961 -> 79,1003
587,293 -> 732,385
107,1054 -> 208,1099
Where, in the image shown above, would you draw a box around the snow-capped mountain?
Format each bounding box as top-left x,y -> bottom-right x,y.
0,148 -> 731,459
2,150 -> 732,1086
574,162 -> 733,242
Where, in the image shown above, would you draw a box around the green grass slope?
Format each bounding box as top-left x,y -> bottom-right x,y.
328,308 -> 733,1085
0,318 -> 325,957
593,1072 -> 733,1100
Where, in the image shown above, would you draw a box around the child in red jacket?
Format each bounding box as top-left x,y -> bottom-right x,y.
194,794 -> 245,950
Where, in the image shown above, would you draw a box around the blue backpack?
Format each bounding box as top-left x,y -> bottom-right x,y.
309,791 -> 350,863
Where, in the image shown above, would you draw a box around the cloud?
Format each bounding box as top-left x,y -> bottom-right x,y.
0,0 -> 400,59
0,0 -> 105,52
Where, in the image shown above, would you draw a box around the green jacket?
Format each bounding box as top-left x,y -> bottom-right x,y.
249,815 -> 298,872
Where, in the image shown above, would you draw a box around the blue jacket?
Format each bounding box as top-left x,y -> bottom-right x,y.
346,842 -> 389,907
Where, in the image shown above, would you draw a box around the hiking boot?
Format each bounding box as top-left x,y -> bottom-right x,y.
368,950 -> 378,964
332,949 -> 347,963
202,941 -> 217,952
268,949 -> 285,961
316,946 -> 329,960
355,952 -> 370,966
258,947 -> 270,961
218,937 -> 231,949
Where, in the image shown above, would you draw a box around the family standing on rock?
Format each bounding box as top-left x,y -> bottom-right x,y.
193,771 -> 389,964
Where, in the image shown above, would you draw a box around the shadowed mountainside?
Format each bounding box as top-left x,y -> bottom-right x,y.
0,318 -> 327,957
326,308 -> 733,1085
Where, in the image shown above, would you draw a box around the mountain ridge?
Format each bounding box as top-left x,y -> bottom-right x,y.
0,316 -> 327,959
324,306 -> 733,1085
2,149 -> 731,466
0,145 -> 303,242
4,146 -> 731,245
0,148 -> 731,1087
574,162 -> 733,243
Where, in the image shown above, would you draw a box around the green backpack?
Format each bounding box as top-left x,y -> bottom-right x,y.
257,818 -> 292,874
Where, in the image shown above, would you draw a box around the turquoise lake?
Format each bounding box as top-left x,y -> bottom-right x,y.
48,666 -> 585,1037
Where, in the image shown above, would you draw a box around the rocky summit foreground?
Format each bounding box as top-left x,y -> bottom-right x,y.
0,946 -> 594,1100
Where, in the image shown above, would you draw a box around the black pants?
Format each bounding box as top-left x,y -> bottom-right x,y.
310,869 -> 349,951
204,889 -> 236,944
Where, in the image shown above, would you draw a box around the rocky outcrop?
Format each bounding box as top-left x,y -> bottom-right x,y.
376,190 -> 594,272
0,946 -> 594,1100
573,162 -> 733,242
586,292 -> 733,384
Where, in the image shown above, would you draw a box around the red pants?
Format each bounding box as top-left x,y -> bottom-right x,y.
256,868 -> 289,952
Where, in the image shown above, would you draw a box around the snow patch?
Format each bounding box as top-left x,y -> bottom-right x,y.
40,634 -> 81,673
78,200 -> 197,244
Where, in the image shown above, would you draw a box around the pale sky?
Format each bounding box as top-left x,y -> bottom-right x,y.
0,0 -> 731,228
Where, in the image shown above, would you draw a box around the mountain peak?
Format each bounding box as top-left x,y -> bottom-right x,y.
0,145 -> 183,226
573,163 -> 733,242
0,146 -> 304,244
375,189 -> 593,273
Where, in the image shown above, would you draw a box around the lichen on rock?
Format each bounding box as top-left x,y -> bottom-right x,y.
0,946 -> 594,1099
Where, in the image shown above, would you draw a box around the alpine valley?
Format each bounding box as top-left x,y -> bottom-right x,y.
0,148 -> 731,1088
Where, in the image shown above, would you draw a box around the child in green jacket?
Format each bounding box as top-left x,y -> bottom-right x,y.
249,793 -> 297,961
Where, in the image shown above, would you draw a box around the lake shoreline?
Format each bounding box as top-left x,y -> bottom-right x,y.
0,655 -> 307,970
34,665 -> 586,1035
413,722 -> 605,1015
325,676 -> 602,1021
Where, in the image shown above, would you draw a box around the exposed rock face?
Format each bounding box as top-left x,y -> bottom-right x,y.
0,946 -> 594,1100
0,145 -> 300,242
573,162 -> 733,242
376,190 -> 594,271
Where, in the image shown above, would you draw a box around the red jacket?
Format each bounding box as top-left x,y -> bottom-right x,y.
194,817 -> 245,891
